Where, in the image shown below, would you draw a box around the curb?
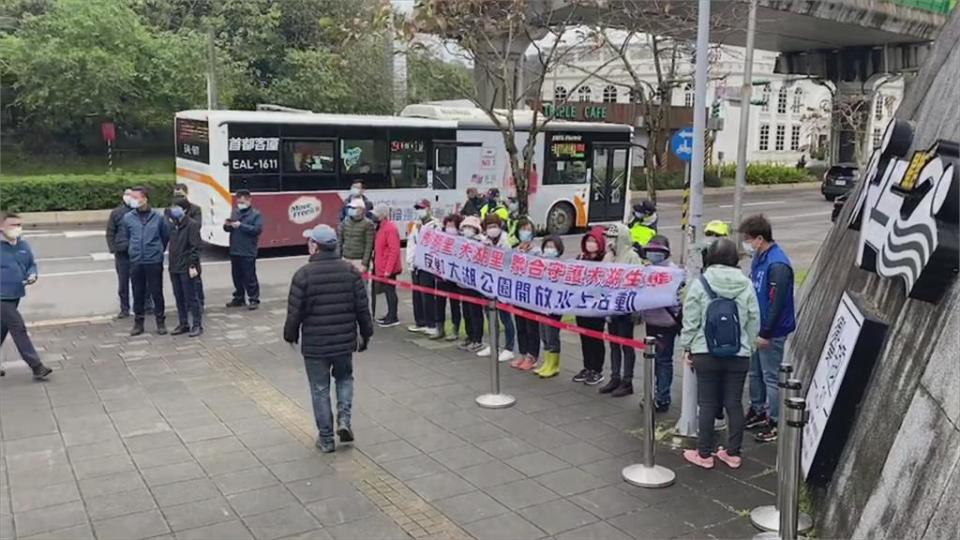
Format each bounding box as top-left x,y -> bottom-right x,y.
22,209 -> 112,228
18,182 -> 821,227
654,181 -> 820,197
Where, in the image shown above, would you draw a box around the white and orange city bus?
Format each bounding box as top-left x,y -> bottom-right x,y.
174,104 -> 632,248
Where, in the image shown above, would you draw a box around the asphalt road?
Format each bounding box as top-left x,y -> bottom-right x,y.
17,185 -> 834,322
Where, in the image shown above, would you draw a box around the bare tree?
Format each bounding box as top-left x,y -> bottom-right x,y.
402,0 -> 619,215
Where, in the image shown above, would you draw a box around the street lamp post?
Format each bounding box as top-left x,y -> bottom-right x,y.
733,0 -> 758,233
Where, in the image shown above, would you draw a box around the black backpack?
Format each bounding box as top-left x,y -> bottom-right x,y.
698,275 -> 742,358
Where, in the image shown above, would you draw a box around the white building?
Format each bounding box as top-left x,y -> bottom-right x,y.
540,34 -> 903,166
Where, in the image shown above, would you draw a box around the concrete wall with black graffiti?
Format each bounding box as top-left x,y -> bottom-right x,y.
788,8 -> 960,539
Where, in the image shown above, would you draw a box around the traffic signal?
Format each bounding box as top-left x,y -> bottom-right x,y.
711,101 -> 721,118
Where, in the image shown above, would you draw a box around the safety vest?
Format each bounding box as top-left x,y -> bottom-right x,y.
480,202 -> 509,222
629,221 -> 656,247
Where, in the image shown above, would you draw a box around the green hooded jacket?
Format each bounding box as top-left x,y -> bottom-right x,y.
603,223 -> 644,265
679,265 -> 760,357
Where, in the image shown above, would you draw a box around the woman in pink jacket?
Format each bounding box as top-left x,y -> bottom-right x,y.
372,204 -> 402,327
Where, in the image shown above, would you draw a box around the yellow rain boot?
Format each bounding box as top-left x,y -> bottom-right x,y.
532,355 -> 550,376
538,352 -> 560,378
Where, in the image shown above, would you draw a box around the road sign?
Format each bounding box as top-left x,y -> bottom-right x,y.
671,128 -> 694,162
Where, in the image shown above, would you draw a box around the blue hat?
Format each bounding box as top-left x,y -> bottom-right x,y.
302,224 -> 338,247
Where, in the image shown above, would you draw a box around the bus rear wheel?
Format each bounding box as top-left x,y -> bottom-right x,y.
546,203 -> 575,236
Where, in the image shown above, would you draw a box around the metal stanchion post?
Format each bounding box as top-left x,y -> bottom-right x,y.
780,397 -> 808,540
754,396 -> 810,540
622,337 -> 676,488
751,369 -> 811,534
475,300 -> 515,409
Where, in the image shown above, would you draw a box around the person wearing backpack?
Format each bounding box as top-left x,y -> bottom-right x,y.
678,239 -> 760,470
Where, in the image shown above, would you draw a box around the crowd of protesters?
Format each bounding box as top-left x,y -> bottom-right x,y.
2,180 -> 796,464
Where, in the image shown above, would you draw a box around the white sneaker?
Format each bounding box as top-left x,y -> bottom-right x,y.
476,345 -> 492,357
498,349 -> 515,363
407,325 -> 427,333
424,327 -> 441,338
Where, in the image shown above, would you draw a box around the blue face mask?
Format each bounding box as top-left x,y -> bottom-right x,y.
169,207 -> 185,220
646,251 -> 667,264
518,229 -> 533,242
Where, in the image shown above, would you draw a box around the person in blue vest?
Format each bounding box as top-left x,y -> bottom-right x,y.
224,189 -> 263,310
116,187 -> 170,336
1,212 -> 52,380
739,214 -> 796,444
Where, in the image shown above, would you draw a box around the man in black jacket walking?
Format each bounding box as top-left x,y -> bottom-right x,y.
283,224 -> 373,453
167,198 -> 203,337
224,190 -> 263,310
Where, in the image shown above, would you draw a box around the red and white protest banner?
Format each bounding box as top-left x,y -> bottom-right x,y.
413,229 -> 684,317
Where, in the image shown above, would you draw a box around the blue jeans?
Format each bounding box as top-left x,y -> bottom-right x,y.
647,325 -> 678,406
304,354 -> 354,443
749,336 -> 786,423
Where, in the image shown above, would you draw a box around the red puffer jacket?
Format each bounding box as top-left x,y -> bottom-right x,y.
374,219 -> 403,277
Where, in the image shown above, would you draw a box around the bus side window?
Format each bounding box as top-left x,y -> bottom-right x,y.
283,140 -> 335,173
342,138 -> 388,188
390,139 -> 428,189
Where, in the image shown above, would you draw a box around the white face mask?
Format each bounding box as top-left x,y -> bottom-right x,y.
462,228 -> 476,239
445,226 -> 459,235
123,195 -> 133,207
486,227 -> 501,239
742,240 -> 756,255
349,207 -> 363,218
543,247 -> 559,258
237,202 -> 250,210
3,226 -> 23,240
129,199 -> 143,209
350,187 -> 361,196
416,208 -> 428,219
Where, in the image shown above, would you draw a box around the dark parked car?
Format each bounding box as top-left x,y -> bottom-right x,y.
821,163 -> 859,201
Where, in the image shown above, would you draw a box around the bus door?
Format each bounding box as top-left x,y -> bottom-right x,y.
588,144 -> 629,223
431,140 -> 479,215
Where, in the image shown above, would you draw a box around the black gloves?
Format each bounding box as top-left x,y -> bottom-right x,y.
357,335 -> 370,352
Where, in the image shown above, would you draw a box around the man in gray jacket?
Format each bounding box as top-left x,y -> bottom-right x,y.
284,224 -> 374,453
338,198 -> 374,271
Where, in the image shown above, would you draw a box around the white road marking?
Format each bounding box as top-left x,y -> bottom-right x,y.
717,201 -> 785,208
40,254 -> 309,278
63,230 -> 105,238
34,255 -> 92,262
90,252 -> 115,261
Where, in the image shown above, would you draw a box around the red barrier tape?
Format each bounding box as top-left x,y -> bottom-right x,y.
363,272 -> 649,350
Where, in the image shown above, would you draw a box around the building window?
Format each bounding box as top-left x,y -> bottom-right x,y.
683,84 -> 694,107
872,128 -> 882,148
554,85 -> 568,102
792,88 -> 803,114
777,86 -> 788,114
602,85 -> 618,103
775,125 -> 786,151
577,86 -> 592,102
759,124 -> 770,151
874,95 -> 885,121
761,86 -> 771,112
790,125 -> 801,151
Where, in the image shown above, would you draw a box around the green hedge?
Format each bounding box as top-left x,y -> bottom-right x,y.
632,169 -> 723,192
0,174 -> 175,212
708,163 -> 814,185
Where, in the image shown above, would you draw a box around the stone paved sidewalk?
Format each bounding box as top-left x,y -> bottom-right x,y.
1,298 -> 777,540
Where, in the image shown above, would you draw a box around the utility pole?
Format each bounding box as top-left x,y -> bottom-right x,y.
206,27 -> 218,110
676,0 -> 712,439
685,0 -> 710,275
733,0 -> 757,234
